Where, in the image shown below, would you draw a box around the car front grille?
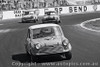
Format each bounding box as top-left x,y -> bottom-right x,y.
23,16 -> 33,19
45,18 -> 55,20
38,45 -> 63,54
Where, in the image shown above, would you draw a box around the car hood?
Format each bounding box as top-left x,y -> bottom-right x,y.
31,36 -> 62,47
23,15 -> 33,18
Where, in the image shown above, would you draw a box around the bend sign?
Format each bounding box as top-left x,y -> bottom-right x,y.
69,6 -> 87,13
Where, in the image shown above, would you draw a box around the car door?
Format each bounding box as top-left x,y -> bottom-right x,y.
25,29 -> 32,52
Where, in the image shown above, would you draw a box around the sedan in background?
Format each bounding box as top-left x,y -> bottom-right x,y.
42,11 -> 61,24
22,11 -> 38,23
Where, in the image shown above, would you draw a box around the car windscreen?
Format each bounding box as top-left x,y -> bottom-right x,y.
45,11 -> 56,15
32,27 -> 55,39
23,11 -> 29,15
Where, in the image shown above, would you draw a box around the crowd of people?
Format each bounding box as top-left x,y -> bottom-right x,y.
0,0 -> 69,11
0,0 -> 100,11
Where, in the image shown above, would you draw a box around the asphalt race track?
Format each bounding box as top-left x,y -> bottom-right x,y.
0,12 -> 100,67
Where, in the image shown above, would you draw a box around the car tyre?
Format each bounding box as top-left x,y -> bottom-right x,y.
36,19 -> 39,21
22,19 -> 25,23
34,20 -> 36,23
55,20 -> 60,24
60,52 -> 72,60
42,21 -> 45,24
31,55 -> 38,62
29,50 -> 38,62
26,50 -> 30,56
22,20 -> 26,23
25,48 -> 31,62
58,21 -> 61,23
57,21 -> 61,24
25,45 -> 30,56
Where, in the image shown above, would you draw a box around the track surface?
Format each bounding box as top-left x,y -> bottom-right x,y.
0,13 -> 100,67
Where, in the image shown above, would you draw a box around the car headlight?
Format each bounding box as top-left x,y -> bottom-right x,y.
62,40 -> 69,50
36,43 -> 41,49
62,40 -> 69,46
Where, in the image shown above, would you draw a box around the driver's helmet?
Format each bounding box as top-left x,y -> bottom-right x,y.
41,27 -> 52,34
29,11 -> 34,15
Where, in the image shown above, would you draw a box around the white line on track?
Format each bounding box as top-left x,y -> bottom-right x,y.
0,24 -> 3,25
78,18 -> 100,32
0,29 -> 17,33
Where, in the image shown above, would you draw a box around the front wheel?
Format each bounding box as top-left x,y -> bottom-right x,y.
33,19 -> 36,23
31,55 -> 39,62
58,21 -> 61,23
55,21 -> 61,24
60,52 -> 72,60
22,20 -> 26,23
36,19 -> 39,21
42,21 -> 45,24
29,50 -> 38,62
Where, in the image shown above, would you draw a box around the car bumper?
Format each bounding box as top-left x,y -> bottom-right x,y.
42,19 -> 59,23
22,18 -> 38,22
22,19 -> 34,21
30,43 -> 72,56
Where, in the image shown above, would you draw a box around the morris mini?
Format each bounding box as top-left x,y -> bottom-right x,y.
25,23 -> 72,61
42,10 -> 61,24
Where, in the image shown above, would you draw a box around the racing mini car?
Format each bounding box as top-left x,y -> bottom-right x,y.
42,10 -> 61,24
25,24 -> 72,61
22,11 -> 38,23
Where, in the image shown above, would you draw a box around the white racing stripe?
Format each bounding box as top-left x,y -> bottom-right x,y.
0,29 -> 17,33
79,18 -> 100,32
0,24 -> 3,25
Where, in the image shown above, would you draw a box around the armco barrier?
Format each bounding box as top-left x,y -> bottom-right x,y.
2,5 -> 100,20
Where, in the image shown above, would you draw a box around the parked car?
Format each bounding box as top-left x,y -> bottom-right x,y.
22,11 -> 38,23
25,23 -> 72,61
42,10 -> 61,24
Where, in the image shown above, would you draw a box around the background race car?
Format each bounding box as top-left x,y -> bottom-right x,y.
42,10 -> 61,24
22,10 -> 38,23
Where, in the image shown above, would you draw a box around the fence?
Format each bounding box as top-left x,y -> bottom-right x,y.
2,5 -> 100,20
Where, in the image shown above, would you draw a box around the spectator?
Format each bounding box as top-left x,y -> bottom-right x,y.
1,0 -> 100,11
39,0 -> 45,8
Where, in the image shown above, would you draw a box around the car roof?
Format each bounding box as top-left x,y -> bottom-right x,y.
45,10 -> 56,13
29,23 -> 60,29
29,12 -> 34,13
